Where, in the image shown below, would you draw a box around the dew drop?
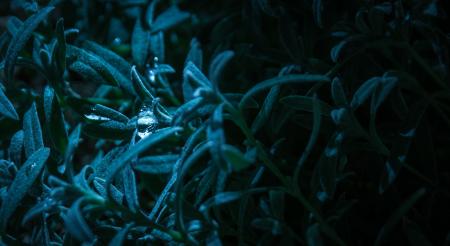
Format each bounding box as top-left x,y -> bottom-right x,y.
148,69 -> 156,83
84,114 -> 110,121
136,105 -> 159,140
112,37 -> 122,46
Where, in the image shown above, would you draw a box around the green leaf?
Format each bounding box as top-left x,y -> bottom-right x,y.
374,188 -> 426,246
133,154 -> 178,174
0,147 -> 50,233
151,6 -> 190,33
23,103 -> 44,158
222,145 -> 252,171
0,86 -> 19,120
131,18 -> 150,68
280,95 -> 332,116
239,74 -> 329,109
43,86 -> 68,153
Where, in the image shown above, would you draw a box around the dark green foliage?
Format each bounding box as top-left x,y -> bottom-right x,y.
0,0 -> 449,245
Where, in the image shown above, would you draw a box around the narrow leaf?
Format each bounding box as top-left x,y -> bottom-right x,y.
0,148 -> 50,233
0,87 -> 19,120
4,6 -> 55,82
23,103 -> 44,158
240,75 -> 329,109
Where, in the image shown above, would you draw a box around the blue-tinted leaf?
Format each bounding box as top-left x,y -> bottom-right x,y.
251,218 -> 283,235
43,86 -> 68,153
105,127 -> 182,198
222,145 -> 252,171
150,31 -> 165,62
280,95 -> 332,116
122,164 -> 139,212
67,45 -> 135,95
23,103 -> 44,158
207,104 -> 227,170
90,104 -> 129,123
63,124 -> 82,180
61,198 -> 95,243
208,50 -> 234,85
131,65 -> 154,100
350,76 -> 381,110
6,17 -> 23,36
184,61 -> 211,89
379,100 -> 428,193
185,38 -> 203,71
312,0 -> 324,28
69,61 -> 107,84
4,6 -> 54,82
133,154 -> 178,174
269,190 -> 284,219
8,130 -> 24,165
0,86 -> 19,120
82,41 -> 132,79
108,223 -> 133,246
131,18 -> 150,68
251,86 -> 280,133
331,77 -> 348,106
55,18 -> 66,76
151,6 -> 190,33
93,177 -> 123,204
240,74 -> 329,109
0,147 -> 50,233
374,188 -> 426,246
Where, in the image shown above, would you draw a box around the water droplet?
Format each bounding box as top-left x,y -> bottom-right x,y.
136,106 -> 159,140
112,37 -> 122,46
84,114 -> 110,121
148,69 -> 156,83
27,162 -> 37,175
153,57 -> 159,67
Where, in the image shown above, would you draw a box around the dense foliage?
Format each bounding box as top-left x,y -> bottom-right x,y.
0,0 -> 449,245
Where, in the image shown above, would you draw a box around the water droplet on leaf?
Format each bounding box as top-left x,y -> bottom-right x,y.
136,105 -> 159,140
84,114 -> 110,121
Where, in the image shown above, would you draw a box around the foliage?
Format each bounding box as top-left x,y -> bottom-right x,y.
0,0 -> 449,245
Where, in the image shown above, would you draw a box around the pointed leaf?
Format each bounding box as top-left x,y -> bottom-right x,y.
240,75 -> 329,109
131,18 -> 150,68
0,147 -> 50,233
0,87 -> 19,120
23,103 -> 44,158
4,6 -> 54,82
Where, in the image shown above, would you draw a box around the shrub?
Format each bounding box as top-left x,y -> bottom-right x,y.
0,0 -> 449,245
